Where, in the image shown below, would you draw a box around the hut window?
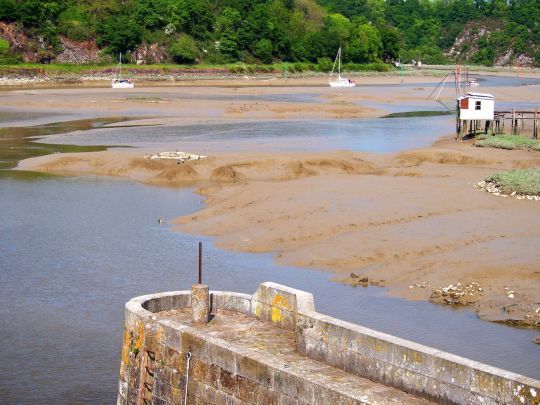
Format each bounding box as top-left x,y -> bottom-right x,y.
475,101 -> 482,110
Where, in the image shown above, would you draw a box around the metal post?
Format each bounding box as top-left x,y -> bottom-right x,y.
198,241 -> 202,285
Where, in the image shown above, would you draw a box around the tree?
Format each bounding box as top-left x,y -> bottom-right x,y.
133,0 -> 169,30
16,0 -> 65,28
253,38 -> 273,63
168,0 -> 214,40
169,34 -> 198,64
379,26 -> 400,61
218,30 -> 240,61
325,13 -> 352,45
348,23 -> 382,63
97,15 -> 142,55
0,0 -> 17,21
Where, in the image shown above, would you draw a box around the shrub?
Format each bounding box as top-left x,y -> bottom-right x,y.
0,38 -> 19,64
317,56 -> 333,72
168,35 -> 198,64
343,62 -> 390,72
253,39 -> 273,64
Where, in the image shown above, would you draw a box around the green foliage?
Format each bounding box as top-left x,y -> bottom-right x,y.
0,38 -> 8,55
317,56 -> 333,72
57,5 -> 94,40
16,0 -> 65,28
348,24 -> 382,63
253,39 -> 273,64
133,0 -> 169,30
0,37 -> 18,64
486,168 -> 540,196
343,61 -> 390,71
97,15 -> 142,55
379,25 -> 400,61
0,0 -> 17,21
476,135 -> 540,151
0,0 -> 537,66
168,35 -> 198,64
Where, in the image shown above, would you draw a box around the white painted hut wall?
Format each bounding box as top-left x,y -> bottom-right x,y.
459,97 -> 494,120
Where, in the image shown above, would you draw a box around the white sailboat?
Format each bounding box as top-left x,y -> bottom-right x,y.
329,47 -> 355,88
111,53 -> 134,89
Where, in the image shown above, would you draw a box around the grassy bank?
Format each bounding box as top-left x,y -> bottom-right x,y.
486,168 -> 540,196
476,134 -> 540,151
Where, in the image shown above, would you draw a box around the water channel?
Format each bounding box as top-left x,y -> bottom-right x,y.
0,90 -> 539,403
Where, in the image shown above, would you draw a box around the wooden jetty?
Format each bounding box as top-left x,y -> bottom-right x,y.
493,109 -> 539,138
457,107 -> 539,140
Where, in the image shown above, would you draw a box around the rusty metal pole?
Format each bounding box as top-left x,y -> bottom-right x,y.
198,241 -> 202,284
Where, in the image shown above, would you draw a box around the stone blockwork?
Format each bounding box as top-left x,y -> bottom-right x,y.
118,282 -> 540,405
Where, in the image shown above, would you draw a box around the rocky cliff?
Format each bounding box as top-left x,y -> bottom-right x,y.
446,20 -> 538,67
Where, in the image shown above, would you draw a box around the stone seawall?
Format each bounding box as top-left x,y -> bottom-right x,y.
117,282 -> 539,404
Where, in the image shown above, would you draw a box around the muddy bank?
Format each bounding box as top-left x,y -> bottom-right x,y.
19,137 -> 540,329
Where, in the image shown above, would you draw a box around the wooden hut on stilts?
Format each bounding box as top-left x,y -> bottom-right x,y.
456,92 -> 495,141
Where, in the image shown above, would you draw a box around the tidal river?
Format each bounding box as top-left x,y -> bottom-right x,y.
0,102 -> 538,403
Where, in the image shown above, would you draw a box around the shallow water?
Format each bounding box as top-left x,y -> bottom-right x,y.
41,116 -> 455,154
0,176 -> 538,404
0,117 -> 134,171
367,74 -> 540,88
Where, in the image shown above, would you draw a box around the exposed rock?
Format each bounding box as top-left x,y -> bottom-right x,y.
56,36 -> 101,64
133,42 -> 168,64
534,337 -> 540,345
429,282 -> 483,306
446,21 -> 500,61
446,20 -> 537,67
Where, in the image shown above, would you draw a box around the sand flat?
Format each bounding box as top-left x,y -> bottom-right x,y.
11,75 -> 540,329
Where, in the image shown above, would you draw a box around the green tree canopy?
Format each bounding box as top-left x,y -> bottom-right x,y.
97,15 -> 142,55
169,34 -> 198,63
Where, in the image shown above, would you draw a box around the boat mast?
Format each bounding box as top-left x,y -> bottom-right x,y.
118,53 -> 122,80
338,47 -> 341,79
330,48 -> 339,81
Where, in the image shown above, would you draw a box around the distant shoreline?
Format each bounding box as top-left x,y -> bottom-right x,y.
1,64 -> 539,88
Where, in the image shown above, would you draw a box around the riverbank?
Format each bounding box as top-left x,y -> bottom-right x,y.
1,63 -> 540,88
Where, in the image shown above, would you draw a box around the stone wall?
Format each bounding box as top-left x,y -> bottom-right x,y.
117,282 -> 540,405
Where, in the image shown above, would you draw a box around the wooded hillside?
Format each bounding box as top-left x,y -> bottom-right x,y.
0,0 -> 538,67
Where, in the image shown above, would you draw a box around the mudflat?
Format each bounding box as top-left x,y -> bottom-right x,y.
11,74 -> 540,329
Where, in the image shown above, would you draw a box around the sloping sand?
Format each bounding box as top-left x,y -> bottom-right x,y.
19,137 -> 540,328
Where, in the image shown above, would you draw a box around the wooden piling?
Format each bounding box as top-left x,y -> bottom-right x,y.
532,109 -> 537,139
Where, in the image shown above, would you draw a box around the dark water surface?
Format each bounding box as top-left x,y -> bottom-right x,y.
1,177 -> 538,405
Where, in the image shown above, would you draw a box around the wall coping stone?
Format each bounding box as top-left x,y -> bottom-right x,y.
122,282 -> 540,404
